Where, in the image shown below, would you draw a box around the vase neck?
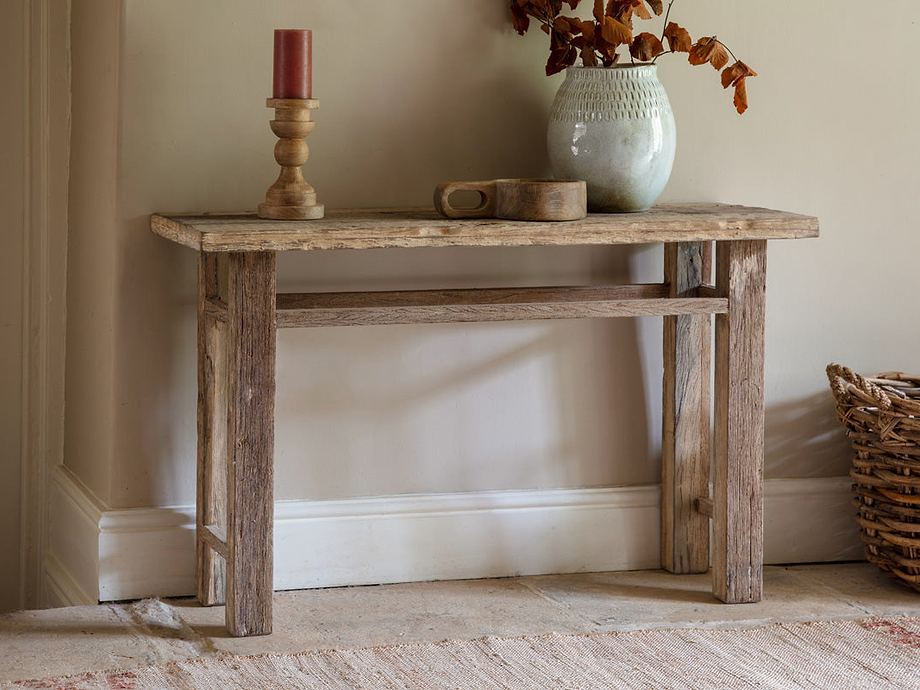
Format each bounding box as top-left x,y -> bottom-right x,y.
551,65 -> 671,122
565,64 -> 658,81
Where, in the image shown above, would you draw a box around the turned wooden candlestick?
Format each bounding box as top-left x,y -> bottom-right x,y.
257,98 -> 324,220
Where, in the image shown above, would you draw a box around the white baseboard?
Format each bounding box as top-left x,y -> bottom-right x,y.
45,467 -> 863,604
42,553 -> 95,608
271,486 -> 662,593
44,466 -> 103,606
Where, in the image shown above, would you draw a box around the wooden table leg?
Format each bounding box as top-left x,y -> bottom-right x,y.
196,250 -> 277,636
197,252 -> 227,607
223,251 -> 277,636
661,242 -> 712,575
712,240 -> 767,603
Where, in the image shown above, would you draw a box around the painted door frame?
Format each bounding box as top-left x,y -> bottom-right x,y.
17,0 -> 70,611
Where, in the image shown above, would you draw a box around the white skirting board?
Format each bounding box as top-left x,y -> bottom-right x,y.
45,466 -> 863,605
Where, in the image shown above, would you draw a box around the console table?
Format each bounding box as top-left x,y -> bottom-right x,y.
150,204 -> 819,637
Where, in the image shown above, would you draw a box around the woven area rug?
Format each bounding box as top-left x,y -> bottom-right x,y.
6,616 -> 920,690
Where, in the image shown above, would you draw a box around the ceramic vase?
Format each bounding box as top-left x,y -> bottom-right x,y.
547,64 -> 676,213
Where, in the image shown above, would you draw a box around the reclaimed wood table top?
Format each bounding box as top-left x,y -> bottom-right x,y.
150,204 -> 819,253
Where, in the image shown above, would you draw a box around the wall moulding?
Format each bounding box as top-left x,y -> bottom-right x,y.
19,0 -> 70,611
45,466 -> 862,604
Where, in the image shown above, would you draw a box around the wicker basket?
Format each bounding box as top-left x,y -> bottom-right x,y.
827,363 -> 920,592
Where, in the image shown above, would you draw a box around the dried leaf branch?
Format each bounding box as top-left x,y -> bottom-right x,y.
509,0 -> 756,114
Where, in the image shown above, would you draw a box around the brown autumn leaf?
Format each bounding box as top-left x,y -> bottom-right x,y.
620,0 -> 652,20
733,77 -> 749,114
688,36 -> 729,70
721,60 -> 757,88
633,3 -> 652,19
597,40 -> 620,66
564,15 -> 585,33
553,16 -> 575,37
551,0 -> 581,15
520,0 -> 548,21
663,22 -> 692,53
720,61 -> 756,115
630,32 -> 664,62
605,0 -> 626,17
581,42 -> 598,65
549,27 -> 567,48
605,1 -> 627,27
510,2 -> 531,35
507,0 -> 754,113
632,1 -> 652,21
601,15 -> 631,45
606,0 -> 650,28
546,44 -> 579,76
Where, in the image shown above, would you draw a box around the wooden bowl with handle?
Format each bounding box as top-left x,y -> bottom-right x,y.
434,178 -> 587,221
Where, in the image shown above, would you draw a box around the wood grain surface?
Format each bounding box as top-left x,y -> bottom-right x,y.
151,205 -> 819,253
196,252 -> 227,607
169,206 -> 814,636
224,251 -> 276,636
661,242 -> 712,575
275,284 -> 728,328
713,240 -> 767,604
257,98 -> 324,221
433,179 -> 587,221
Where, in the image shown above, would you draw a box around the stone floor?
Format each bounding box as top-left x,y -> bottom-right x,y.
2,563 -> 920,683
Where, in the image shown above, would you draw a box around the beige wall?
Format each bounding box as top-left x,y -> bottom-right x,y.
65,0 -> 122,506
64,0 -> 920,516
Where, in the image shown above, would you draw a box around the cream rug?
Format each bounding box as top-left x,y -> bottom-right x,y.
6,616 -> 920,690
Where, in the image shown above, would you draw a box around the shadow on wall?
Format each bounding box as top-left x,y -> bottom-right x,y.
275,316 -> 653,500
117,211 -> 854,509
764,389 -> 852,479
273,245 -> 658,501
113,214 -> 199,508
116,220 -> 661,508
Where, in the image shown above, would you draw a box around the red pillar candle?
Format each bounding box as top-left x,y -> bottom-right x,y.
272,29 -> 312,99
